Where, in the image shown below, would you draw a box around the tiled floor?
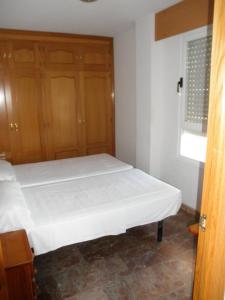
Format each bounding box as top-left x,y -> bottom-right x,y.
35,210 -> 197,300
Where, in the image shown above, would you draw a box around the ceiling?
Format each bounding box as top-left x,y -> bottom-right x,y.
0,0 -> 180,37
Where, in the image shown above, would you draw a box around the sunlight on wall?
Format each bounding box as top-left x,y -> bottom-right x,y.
180,131 -> 207,162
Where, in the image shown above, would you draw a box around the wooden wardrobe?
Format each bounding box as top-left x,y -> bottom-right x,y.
0,29 -> 115,164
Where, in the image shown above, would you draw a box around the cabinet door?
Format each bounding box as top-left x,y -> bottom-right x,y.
43,43 -> 81,69
81,71 -> 114,155
8,41 -> 40,69
0,43 -> 8,69
8,41 -> 40,68
82,44 -> 111,71
0,71 -> 11,160
9,70 -> 45,164
44,71 -> 84,159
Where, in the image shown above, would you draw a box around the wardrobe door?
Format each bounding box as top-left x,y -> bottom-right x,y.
44,71 -> 84,159
81,71 -> 114,155
0,43 -> 8,69
0,70 -> 11,160
9,70 -> 45,164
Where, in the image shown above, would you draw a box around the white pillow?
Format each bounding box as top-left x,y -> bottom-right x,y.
0,160 -> 16,181
0,181 -> 34,233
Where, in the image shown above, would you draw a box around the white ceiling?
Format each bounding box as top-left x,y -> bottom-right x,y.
0,0 -> 180,37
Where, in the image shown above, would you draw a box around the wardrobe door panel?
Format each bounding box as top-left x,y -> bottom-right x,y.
82,45 -> 110,71
45,71 -> 84,159
0,71 -> 11,160
0,43 -> 8,69
10,70 -> 44,164
9,41 -> 40,69
82,71 -> 113,155
43,44 -> 81,69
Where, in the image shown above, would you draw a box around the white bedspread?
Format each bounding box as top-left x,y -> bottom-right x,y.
22,169 -> 182,255
14,154 -> 133,187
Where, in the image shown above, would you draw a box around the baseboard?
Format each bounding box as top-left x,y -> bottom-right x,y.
181,203 -> 200,218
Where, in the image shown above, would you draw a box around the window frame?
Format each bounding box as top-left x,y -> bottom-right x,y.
177,26 -> 212,163
180,26 -> 212,135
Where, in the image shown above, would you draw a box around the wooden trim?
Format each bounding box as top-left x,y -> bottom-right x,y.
193,0 -> 225,298
0,28 -> 113,44
155,0 -> 214,41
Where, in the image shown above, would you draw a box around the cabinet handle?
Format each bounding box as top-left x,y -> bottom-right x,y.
9,123 -> 14,130
14,122 -> 19,131
3,53 -> 7,59
8,53 -> 12,59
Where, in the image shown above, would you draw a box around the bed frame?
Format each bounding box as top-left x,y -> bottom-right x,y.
157,221 -> 164,242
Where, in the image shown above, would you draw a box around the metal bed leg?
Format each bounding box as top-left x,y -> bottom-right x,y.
157,221 -> 164,242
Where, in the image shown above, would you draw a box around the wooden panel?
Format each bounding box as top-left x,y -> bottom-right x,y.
9,41 -> 39,68
0,42 -> 7,69
0,230 -> 34,300
193,0 -> 225,298
6,265 -> 34,300
155,0 -> 214,41
45,71 -> 83,159
0,242 -> 9,300
0,28 -> 113,45
0,231 -> 33,269
43,43 -> 81,68
82,71 -> 113,155
82,44 -> 110,71
10,70 -> 44,164
0,70 -> 11,159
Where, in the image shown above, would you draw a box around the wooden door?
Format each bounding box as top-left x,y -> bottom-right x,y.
44,70 -> 84,159
0,70 -> 11,160
81,71 -> 114,155
9,70 -> 45,164
193,0 -> 225,299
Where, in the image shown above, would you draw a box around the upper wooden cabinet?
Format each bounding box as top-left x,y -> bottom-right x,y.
0,29 -> 115,164
81,44 -> 111,71
8,41 -> 40,69
42,43 -> 111,71
42,43 -> 81,69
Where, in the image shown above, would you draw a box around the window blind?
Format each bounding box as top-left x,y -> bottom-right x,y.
185,36 -> 212,123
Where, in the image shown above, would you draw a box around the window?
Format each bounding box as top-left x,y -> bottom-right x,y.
179,27 -> 212,162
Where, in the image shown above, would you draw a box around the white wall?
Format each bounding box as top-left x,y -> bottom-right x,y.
114,25 -> 137,166
151,33 -> 204,210
114,13 -> 204,210
135,13 -> 153,173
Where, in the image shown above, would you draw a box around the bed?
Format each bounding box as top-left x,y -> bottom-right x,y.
0,155 -> 182,256
13,154 -> 133,187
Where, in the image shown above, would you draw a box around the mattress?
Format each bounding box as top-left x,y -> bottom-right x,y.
14,154 -> 133,187
22,169 -> 182,255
